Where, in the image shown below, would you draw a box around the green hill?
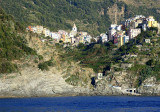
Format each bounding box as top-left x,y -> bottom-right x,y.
58,29 -> 160,86
0,0 -> 159,36
0,8 -> 37,73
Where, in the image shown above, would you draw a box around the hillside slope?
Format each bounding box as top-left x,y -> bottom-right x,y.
0,0 -> 159,36
0,9 -> 96,97
0,8 -> 37,73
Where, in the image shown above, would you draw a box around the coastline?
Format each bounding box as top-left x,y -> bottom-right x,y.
0,92 -> 159,99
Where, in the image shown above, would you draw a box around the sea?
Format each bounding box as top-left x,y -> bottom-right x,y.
0,96 -> 160,112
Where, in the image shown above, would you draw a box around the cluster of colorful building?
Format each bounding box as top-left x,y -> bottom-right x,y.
27,15 -> 160,47
108,15 -> 160,47
27,23 -> 93,45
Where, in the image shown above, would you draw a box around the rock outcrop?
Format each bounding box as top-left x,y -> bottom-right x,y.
0,67 -> 91,97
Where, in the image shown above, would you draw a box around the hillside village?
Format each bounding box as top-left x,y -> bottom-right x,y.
1,7 -> 160,97
27,23 -> 93,45
27,15 -> 160,48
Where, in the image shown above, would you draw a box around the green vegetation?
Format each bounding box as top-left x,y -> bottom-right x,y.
0,0 -> 159,36
60,42 -> 116,73
65,75 -> 79,86
59,30 -> 160,86
0,8 -> 37,73
38,60 -> 54,71
125,31 -> 160,86
0,62 -> 18,73
0,0 -> 115,35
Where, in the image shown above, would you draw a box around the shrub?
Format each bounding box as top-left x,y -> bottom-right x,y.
0,62 -> 18,73
38,60 -> 54,71
38,62 -> 49,71
38,55 -> 43,60
65,75 -> 79,86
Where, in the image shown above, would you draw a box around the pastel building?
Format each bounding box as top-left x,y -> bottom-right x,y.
58,30 -> 68,36
100,33 -> 108,43
158,23 -> 160,34
27,26 -> 33,31
113,33 -> 118,46
31,26 -> 37,33
84,35 -> 92,43
43,28 -> 50,37
147,16 -> 158,28
36,25 -> 43,34
71,37 -> 77,44
79,32 -> 87,36
123,35 -> 129,44
109,29 -> 116,40
134,19 -> 143,28
50,32 -> 61,41
64,36 -> 71,43
129,28 -> 141,39
119,36 -> 124,47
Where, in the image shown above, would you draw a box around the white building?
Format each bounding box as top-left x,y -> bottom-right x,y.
129,28 -> 141,39
109,29 -> 116,40
97,73 -> 103,80
142,24 -> 147,31
123,35 -> 129,44
100,33 -> 108,43
50,32 -> 61,41
32,27 -> 37,33
145,39 -> 151,43
36,25 -> 43,34
116,25 -> 122,31
84,35 -> 92,43
58,30 -> 68,36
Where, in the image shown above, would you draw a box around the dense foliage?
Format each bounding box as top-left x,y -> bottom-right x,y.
59,41 -> 116,73
0,8 -> 37,73
1,0 -> 159,36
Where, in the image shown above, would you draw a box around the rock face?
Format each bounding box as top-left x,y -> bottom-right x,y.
0,67 -> 127,97
107,4 -> 125,24
138,77 -> 160,95
0,67 -> 160,97
0,67 -> 91,97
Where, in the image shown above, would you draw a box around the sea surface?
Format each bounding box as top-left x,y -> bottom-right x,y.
0,96 -> 160,112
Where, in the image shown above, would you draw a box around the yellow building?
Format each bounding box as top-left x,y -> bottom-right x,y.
148,21 -> 158,28
148,16 -> 158,28
65,36 -> 72,43
118,36 -> 124,47
60,34 -> 66,42
79,36 -> 84,43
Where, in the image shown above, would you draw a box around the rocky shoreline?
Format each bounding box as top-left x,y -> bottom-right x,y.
0,66 -> 160,98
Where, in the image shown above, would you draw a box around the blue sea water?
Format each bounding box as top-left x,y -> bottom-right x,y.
0,96 -> 160,112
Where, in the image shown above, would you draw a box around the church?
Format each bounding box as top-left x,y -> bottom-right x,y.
69,23 -> 77,38
69,23 -> 78,43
